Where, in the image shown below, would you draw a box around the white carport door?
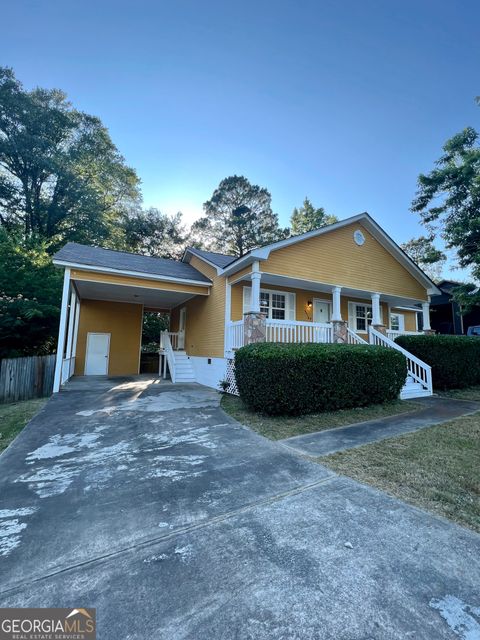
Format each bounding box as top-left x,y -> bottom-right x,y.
85,332 -> 110,375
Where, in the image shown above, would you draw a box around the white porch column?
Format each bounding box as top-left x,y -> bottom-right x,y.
64,290 -> 77,362
371,293 -> 381,326
53,268 -> 71,393
331,286 -> 342,321
72,298 -> 80,359
331,286 -> 347,343
422,300 -> 431,331
250,261 -> 261,313
244,261 -> 266,345
224,279 -> 232,356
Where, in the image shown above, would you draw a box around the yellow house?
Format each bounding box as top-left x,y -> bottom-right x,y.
52,212 -> 440,398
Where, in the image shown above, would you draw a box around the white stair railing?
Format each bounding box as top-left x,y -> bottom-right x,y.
369,326 -> 432,393
346,327 -> 368,344
386,330 -> 421,341
161,330 -> 176,383
161,332 -> 180,350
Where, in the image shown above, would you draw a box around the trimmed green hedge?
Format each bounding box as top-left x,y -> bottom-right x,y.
234,343 -> 407,416
395,334 -> 480,390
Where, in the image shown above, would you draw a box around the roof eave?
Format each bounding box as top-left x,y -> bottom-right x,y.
52,259 -> 212,287
220,211 -> 442,296
182,248 -> 225,275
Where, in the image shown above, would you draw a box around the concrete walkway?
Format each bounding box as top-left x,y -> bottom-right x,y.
280,395 -> 480,457
1,378 -> 479,639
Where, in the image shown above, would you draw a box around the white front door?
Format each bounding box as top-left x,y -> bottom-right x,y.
313,300 -> 330,323
85,333 -> 110,375
178,307 -> 186,349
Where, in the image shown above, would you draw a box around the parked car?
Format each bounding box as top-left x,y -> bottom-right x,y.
467,325 -> 480,336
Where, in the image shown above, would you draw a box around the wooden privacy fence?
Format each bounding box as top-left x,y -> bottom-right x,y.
0,354 -> 56,403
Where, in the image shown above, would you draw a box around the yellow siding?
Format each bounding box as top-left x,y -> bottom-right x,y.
262,222 -> 428,300
171,256 -> 226,358
75,299 -> 143,376
71,269 -> 209,296
228,265 -> 252,284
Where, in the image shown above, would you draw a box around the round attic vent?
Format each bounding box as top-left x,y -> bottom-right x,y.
353,229 -> 365,246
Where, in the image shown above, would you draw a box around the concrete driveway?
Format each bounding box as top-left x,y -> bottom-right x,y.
1,377 -> 479,639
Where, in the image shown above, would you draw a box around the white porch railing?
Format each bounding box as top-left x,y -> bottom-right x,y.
160,331 -> 183,351
265,319 -> 332,344
161,330 -> 177,383
386,330 -> 421,341
369,326 -> 432,394
226,320 -> 245,351
225,319 -> 332,353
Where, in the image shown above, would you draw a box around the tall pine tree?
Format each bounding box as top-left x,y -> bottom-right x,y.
192,176 -> 289,256
290,198 -> 337,235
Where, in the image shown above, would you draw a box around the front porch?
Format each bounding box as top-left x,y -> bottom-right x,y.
225,268 -> 430,355
224,268 -> 433,398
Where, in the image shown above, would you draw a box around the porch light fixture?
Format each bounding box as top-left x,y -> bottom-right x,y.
307,300 -> 313,308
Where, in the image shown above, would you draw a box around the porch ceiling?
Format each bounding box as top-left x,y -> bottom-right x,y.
240,273 -> 424,309
74,279 -> 198,310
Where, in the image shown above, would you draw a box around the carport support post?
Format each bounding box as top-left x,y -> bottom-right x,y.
65,290 -> 77,363
53,268 -> 71,393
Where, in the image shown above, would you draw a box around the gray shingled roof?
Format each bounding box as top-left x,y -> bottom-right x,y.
186,247 -> 236,268
53,243 -> 212,283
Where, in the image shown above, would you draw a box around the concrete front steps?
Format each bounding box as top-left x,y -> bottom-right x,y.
172,351 -> 195,383
400,376 -> 432,400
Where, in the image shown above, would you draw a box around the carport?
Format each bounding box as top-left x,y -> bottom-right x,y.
52,243 -> 211,391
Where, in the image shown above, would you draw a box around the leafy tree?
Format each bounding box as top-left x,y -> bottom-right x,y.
192,175 -> 289,256
411,126 -> 480,294
0,230 -> 62,357
290,198 -> 337,235
124,208 -> 187,260
141,311 -> 170,353
400,236 -> 446,281
0,66 -> 141,250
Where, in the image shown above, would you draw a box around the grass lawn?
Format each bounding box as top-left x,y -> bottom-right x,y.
221,394 -> 420,440
324,412 -> 480,532
0,398 -> 46,454
437,386 -> 480,402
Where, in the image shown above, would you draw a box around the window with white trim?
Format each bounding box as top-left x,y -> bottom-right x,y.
243,286 -> 295,320
348,302 -> 383,332
354,304 -> 372,332
390,313 -> 404,332
260,291 -> 286,319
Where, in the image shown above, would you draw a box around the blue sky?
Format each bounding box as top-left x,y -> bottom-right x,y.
2,0 -> 479,278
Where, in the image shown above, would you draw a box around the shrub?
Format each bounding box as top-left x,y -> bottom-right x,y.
234,343 -> 407,416
395,334 -> 480,390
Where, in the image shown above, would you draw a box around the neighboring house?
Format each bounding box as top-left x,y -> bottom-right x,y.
429,280 -> 480,335
52,212 -> 441,398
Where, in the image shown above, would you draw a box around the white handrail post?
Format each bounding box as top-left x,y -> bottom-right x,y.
53,268 -> 71,393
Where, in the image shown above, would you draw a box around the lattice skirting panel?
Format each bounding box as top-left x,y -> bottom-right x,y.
225,359 -> 239,396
